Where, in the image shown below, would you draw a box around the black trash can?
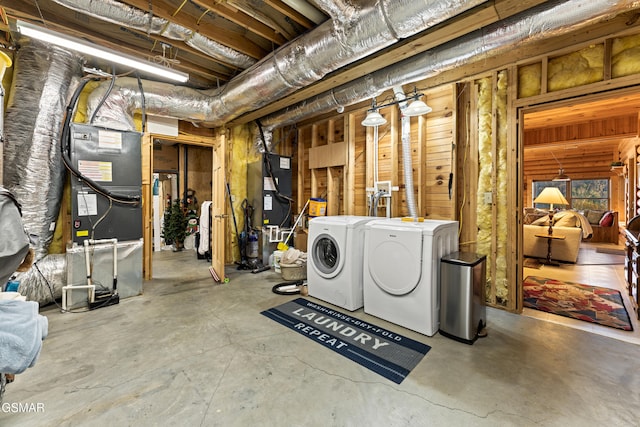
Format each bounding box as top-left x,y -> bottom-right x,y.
440,251 -> 487,344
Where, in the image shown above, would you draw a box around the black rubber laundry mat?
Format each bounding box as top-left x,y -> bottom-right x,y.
261,298 -> 431,384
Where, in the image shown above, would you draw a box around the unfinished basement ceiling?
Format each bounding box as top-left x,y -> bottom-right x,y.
0,0 -> 329,86
2,0 -> 568,125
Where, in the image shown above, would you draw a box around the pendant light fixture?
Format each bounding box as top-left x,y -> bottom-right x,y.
361,87 -> 431,127
551,151 -> 570,182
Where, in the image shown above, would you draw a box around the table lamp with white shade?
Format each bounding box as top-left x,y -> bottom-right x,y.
533,187 -> 569,235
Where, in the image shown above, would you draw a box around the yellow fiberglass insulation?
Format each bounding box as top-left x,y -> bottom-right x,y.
612,33 -> 640,78
517,63 -> 541,98
475,77 -> 493,289
229,124 -> 255,262
494,70 -> 509,304
548,44 -> 604,92
72,80 -> 102,123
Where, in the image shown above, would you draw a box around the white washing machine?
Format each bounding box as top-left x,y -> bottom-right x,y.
363,218 -> 458,336
307,215 -> 373,311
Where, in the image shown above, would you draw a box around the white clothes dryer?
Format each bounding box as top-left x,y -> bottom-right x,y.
307,215 -> 373,311
363,218 -> 458,336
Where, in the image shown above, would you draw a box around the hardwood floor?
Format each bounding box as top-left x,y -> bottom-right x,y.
523,241 -> 640,344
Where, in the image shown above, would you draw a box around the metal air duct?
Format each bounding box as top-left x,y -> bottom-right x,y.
4,39 -> 83,260
3,39 -> 83,304
259,0 -> 640,129
51,0 -> 256,70
83,0 -> 486,128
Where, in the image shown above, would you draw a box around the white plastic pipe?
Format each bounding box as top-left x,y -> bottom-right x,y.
86,238 -> 118,291
60,238 -> 119,312
61,284 -> 95,311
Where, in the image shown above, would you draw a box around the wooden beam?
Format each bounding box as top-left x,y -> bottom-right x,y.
121,0 -> 267,59
327,167 -> 340,216
345,114 -> 356,215
390,106 -> 400,217
493,0 -> 548,18
141,133 -> 153,280
489,72 -> 499,305
311,124 -> 318,197
365,127 -> 374,215
264,0 -> 316,29
297,128 -> 305,215
190,0 -> 287,45
418,113 -> 427,216
506,66 -> 518,312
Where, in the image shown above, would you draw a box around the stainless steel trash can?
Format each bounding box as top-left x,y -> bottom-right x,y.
440,252 -> 486,344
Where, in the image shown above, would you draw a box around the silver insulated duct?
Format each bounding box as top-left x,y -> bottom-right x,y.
4,39 -> 82,260
259,0 -> 640,128
51,0 -> 256,70
3,39 -> 83,304
84,0 -> 486,128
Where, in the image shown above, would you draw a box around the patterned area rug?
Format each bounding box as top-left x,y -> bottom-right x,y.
523,276 -> 633,331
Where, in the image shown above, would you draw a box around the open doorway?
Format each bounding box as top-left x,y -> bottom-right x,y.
520,90 -> 640,343
142,132 -> 225,282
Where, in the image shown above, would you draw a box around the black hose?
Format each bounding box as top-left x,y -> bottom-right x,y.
271,280 -> 305,295
136,73 -> 146,133
89,67 -> 116,124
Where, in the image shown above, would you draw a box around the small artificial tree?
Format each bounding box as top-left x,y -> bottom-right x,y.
163,199 -> 188,250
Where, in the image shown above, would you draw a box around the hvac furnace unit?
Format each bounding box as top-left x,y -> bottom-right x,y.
247,153 -> 292,265
247,153 -> 293,228
69,123 -> 142,245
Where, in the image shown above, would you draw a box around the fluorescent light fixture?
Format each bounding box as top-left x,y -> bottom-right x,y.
16,21 -> 189,83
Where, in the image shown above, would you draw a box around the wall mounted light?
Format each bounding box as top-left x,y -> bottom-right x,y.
16,21 -> 189,83
361,87 -> 431,127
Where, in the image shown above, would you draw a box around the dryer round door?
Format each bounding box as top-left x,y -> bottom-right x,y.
310,233 -> 344,279
366,226 -> 422,295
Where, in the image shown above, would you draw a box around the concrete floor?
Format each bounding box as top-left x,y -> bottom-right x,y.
2,250 -> 640,426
